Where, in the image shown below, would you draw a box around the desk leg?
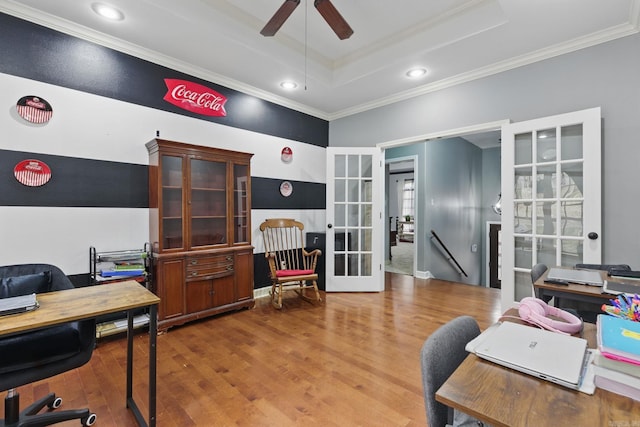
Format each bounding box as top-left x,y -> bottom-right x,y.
148,305 -> 157,427
126,306 -> 157,427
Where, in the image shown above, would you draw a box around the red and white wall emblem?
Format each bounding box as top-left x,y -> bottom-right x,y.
14,159 -> 52,187
163,79 -> 227,117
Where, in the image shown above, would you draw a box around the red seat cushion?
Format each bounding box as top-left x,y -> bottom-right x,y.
276,269 -> 314,277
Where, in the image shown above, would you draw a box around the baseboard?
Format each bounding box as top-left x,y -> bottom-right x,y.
415,270 -> 434,279
253,286 -> 271,299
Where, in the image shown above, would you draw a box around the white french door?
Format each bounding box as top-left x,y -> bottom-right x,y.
500,107 -> 601,310
325,147 -> 384,292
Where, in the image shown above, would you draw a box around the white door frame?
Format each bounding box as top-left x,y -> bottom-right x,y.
378,120 -> 510,281
385,155 -> 418,277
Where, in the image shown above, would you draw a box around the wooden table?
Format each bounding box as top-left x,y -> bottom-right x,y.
435,309 -> 640,427
534,268 -> 617,307
0,281 -> 160,427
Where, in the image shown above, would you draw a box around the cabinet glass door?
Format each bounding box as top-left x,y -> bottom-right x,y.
161,154 -> 184,250
189,158 -> 227,248
233,164 -> 250,244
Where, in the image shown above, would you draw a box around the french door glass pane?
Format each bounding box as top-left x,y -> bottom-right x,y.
560,124 -> 583,160
537,238 -> 556,266
514,133 -> 533,165
561,240 -> 582,266
514,237 -> 532,269
536,128 -> 556,162
536,166 -> 556,198
333,153 -> 374,278
535,201 -> 557,235
561,200 -> 583,237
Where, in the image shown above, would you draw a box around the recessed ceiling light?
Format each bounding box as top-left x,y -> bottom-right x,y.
406,68 -> 427,79
280,81 -> 298,90
91,3 -> 124,21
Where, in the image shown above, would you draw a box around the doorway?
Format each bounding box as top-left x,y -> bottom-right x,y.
386,158 -> 415,276
380,120 -> 507,283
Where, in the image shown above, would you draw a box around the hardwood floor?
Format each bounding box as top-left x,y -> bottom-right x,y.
2,274 -> 503,426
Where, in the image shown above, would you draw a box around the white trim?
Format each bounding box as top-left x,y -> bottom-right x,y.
378,120 -> 510,149
385,155 -> 418,277
1,2 -> 637,121
253,286 -> 271,299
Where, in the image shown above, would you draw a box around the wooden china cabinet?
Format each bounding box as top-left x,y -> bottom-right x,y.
146,139 -> 254,331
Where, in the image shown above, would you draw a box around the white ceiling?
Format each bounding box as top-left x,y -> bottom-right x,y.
1,0 -> 638,124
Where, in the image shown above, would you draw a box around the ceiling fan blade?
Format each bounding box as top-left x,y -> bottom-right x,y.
260,0 -> 301,37
314,0 -> 353,40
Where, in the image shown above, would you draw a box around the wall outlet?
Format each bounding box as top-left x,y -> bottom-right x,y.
471,243 -> 478,253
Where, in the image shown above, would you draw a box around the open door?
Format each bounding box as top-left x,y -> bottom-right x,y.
500,107 -> 602,310
325,147 -> 384,292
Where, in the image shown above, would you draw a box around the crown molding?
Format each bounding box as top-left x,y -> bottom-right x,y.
2,1 -> 639,123
0,2 -> 331,120
328,21 -> 640,120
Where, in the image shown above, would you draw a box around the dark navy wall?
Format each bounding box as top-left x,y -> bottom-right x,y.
0,12 -> 327,286
0,12 -> 328,148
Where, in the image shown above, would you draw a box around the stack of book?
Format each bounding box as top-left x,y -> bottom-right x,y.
594,314 -> 640,400
99,262 -> 145,278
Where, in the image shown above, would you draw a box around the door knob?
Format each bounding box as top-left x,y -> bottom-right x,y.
328,224 -> 333,229
587,232 -> 598,240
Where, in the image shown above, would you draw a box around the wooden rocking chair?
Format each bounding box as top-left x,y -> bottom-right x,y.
259,218 -> 322,309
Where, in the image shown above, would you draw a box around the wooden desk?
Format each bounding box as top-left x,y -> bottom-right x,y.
0,281 -> 160,427
435,310 -> 640,427
534,269 -> 616,307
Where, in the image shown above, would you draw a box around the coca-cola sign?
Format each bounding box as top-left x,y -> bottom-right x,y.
163,79 -> 227,117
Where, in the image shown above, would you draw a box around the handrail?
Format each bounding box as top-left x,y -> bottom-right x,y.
429,229 -> 468,277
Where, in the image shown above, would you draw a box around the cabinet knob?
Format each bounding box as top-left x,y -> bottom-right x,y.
191,260 -> 197,265
191,271 -> 198,276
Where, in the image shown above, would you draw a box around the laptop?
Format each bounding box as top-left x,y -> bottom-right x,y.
604,279 -> 640,296
0,293 -> 39,316
546,267 -> 603,286
473,322 -> 589,389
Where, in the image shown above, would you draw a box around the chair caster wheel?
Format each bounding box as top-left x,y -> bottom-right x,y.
82,413 -> 97,426
48,396 -> 63,409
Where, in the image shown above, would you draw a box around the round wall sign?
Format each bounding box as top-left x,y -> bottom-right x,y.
14,159 -> 52,187
279,180 -> 293,197
281,147 -> 293,163
16,95 -> 53,124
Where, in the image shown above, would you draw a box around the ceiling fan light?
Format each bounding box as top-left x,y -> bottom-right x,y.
91,3 -> 124,21
280,81 -> 298,90
406,68 -> 427,78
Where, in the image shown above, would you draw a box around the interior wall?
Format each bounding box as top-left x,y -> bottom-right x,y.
0,13 -> 328,282
330,33 -> 640,267
386,138 -> 483,284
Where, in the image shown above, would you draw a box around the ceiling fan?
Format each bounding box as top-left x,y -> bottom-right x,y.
260,0 -> 354,40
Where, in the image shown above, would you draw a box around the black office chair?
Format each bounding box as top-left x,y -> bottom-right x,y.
420,316 -> 484,427
0,264 -> 97,427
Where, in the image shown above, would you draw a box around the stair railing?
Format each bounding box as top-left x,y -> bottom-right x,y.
429,229 -> 468,277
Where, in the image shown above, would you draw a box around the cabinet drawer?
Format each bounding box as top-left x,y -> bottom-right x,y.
186,254 -> 233,278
